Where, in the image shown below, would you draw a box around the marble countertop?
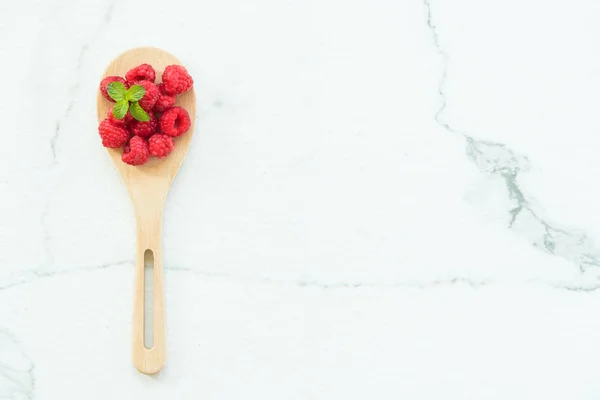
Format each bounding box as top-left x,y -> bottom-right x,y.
2,0 -> 600,398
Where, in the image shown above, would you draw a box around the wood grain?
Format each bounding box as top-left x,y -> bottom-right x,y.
96,47 -> 196,375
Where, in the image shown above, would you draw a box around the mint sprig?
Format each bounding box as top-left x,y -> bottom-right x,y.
107,82 -> 150,122
126,85 -> 146,102
107,81 -> 127,101
113,100 -> 129,119
129,102 -> 150,122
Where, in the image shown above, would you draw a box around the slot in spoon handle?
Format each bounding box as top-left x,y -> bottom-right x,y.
132,207 -> 166,375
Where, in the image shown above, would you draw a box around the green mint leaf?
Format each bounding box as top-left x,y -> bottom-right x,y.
112,100 -> 129,120
129,102 -> 150,122
107,81 -> 127,101
126,85 -> 146,102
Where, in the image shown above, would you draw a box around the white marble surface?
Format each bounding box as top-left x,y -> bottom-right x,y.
2,0 -> 600,398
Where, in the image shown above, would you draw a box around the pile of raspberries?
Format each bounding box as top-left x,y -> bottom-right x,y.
98,63 -> 193,165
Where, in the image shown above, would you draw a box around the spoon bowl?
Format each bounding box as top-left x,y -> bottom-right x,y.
96,47 -> 196,374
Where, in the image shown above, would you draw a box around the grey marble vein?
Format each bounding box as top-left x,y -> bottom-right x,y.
0,260 -> 131,292
2,258 -> 599,293
0,330 -> 35,400
467,139 -> 600,274
423,0 -> 600,280
0,260 -> 488,293
295,276 -> 487,289
40,0 -> 118,276
49,0 -> 116,165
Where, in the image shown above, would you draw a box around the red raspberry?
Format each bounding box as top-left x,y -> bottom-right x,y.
98,119 -> 129,148
125,63 -> 156,84
122,136 -> 150,165
161,65 -> 193,95
100,76 -> 128,102
159,107 -> 191,137
153,92 -> 176,113
148,134 -> 175,158
107,105 -> 134,126
129,113 -> 157,138
135,80 -> 160,112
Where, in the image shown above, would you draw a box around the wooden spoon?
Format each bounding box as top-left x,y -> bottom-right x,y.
96,47 -> 196,374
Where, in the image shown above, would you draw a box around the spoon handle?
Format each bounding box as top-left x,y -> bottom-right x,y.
132,209 -> 166,374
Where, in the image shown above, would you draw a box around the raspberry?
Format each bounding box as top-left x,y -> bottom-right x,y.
129,113 -> 157,138
148,134 -> 175,158
122,136 -> 150,165
100,76 -> 128,102
107,105 -> 134,126
98,119 -> 129,148
159,107 -> 191,137
135,80 -> 160,112
125,63 -> 156,84
153,92 -> 176,113
161,65 -> 193,95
